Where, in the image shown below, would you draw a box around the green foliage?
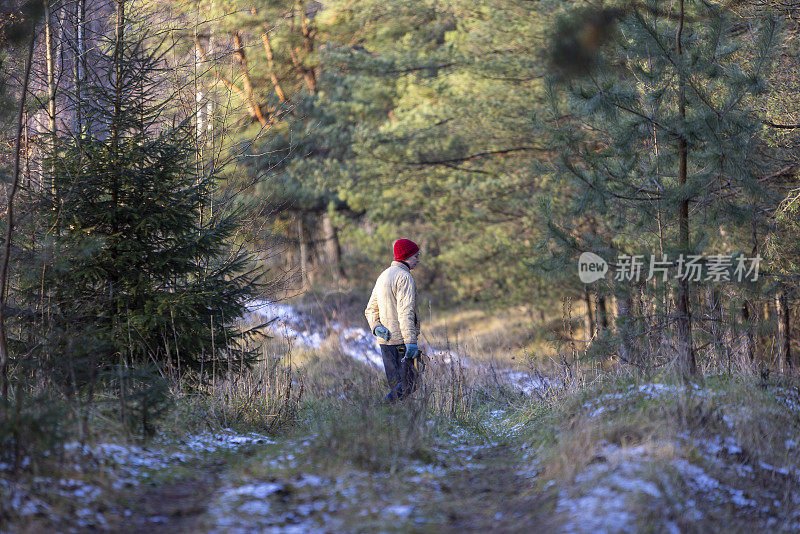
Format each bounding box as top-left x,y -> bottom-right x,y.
533,1 -> 785,366
0,392 -> 68,467
310,0 -> 560,302
11,8 -> 263,435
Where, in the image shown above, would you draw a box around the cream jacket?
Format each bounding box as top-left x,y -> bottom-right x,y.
364,261 -> 419,345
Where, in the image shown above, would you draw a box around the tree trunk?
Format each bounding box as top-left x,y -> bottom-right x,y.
321,212 -> 344,283
194,36 -> 257,123
295,217 -> 311,289
195,30 -> 205,143
583,286 -> 594,344
260,29 -> 286,102
777,289 -> 793,369
1,30 -> 36,410
707,286 -> 728,368
290,0 -> 317,94
616,289 -> 634,365
45,0 -> 57,158
597,294 -> 609,332
675,0 -> 696,378
44,0 -> 59,229
74,0 -> 86,134
741,301 -> 756,363
300,7 -> 317,93
232,31 -> 268,126
761,299 -> 772,363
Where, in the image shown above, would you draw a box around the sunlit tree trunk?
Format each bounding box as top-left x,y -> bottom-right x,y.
233,30 -> 267,126
260,28 -> 286,102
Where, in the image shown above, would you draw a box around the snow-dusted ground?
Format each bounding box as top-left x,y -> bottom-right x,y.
245,299 -> 553,395
3,301 -> 549,531
1,429 -> 274,528
9,300 -> 797,532
556,383 -> 800,533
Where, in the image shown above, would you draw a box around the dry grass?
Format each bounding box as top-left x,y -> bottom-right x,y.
424,306 -> 559,367
517,371 -> 800,531
282,289 -> 563,367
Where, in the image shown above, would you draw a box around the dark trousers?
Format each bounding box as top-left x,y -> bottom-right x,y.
380,344 -> 417,402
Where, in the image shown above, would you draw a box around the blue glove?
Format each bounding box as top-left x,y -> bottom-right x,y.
403,343 -> 419,360
373,326 -> 391,342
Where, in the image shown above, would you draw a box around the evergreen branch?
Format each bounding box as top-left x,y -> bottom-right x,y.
761,120 -> 800,129
597,163 -> 663,198
441,162 -> 492,174
632,10 -> 723,121
589,76 -> 678,137
760,165 -> 798,182
381,62 -> 457,74
564,158 -> 661,202
404,146 -> 546,166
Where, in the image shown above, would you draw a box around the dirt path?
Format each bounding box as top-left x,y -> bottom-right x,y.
118,423 -> 555,533
122,458 -> 227,533
420,441 -> 557,532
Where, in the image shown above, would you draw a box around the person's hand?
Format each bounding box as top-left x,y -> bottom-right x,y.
403,343 -> 419,360
373,326 -> 391,341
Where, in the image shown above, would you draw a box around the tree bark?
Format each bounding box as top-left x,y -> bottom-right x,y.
321,212 -> 344,283
74,0 -> 86,134
597,294 -> 609,332
194,36 -> 258,123
761,300 -> 771,362
1,30 -> 36,410
260,29 -> 286,102
707,286 -> 728,367
741,301 -> 756,362
232,31 -> 268,126
194,29 -> 205,142
675,0 -> 696,377
295,217 -> 311,289
616,289 -> 634,365
583,286 -> 595,344
45,0 -> 57,154
777,289 -> 793,369
290,0 -> 317,94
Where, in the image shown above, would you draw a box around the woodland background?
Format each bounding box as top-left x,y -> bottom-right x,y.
1,1 -> 800,529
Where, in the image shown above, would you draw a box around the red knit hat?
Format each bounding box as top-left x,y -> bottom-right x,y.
393,239 -> 420,262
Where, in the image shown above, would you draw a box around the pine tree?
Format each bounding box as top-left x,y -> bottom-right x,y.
542,1 -> 781,376
19,0 -> 262,432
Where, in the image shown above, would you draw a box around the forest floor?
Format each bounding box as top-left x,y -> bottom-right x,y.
3,298 -> 800,532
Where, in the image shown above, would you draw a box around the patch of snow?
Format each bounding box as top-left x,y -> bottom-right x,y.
696,435 -> 743,457
225,482 -> 284,500
672,459 -> 760,510
583,382 -> 710,419
557,443 -> 663,532
246,299 -> 325,349
237,500 -> 272,515
181,429 -> 274,454
758,461 -> 791,477
292,474 -> 326,488
338,326 -> 384,368
4,427 -> 278,528
383,504 -> 414,519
